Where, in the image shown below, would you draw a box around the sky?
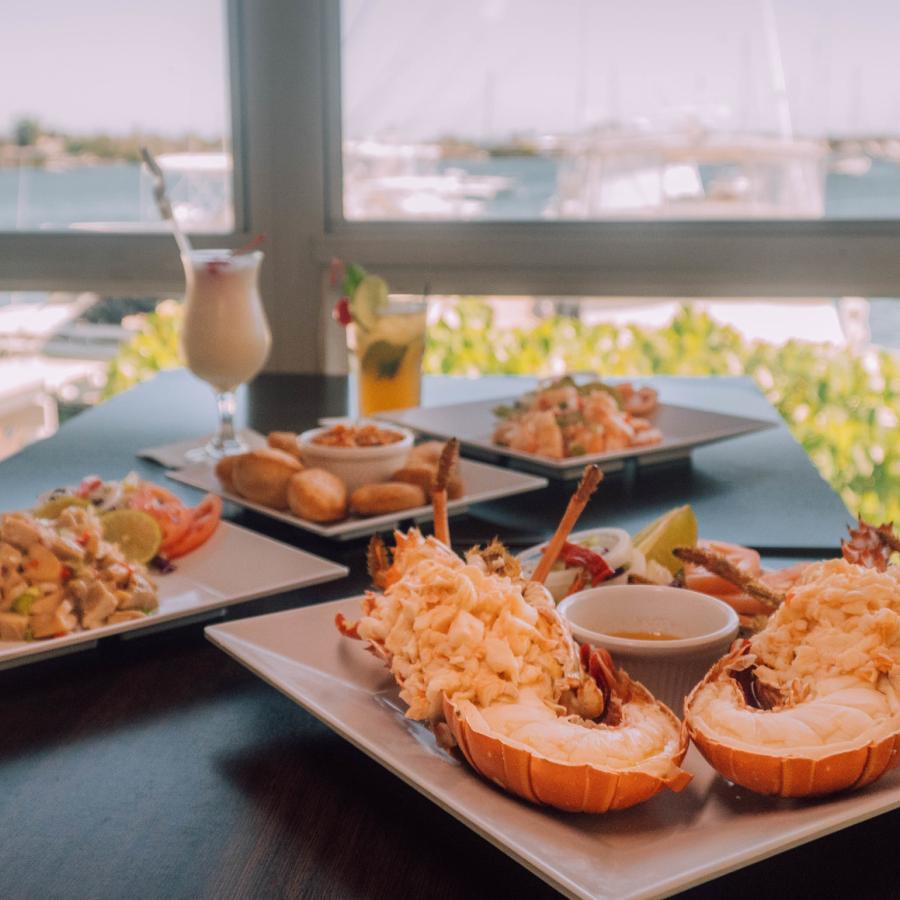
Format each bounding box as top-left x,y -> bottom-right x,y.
1,0 -> 229,138
5,0 -> 900,141
343,0 -> 900,140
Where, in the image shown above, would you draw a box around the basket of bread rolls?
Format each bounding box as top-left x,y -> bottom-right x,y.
214,424 -> 463,524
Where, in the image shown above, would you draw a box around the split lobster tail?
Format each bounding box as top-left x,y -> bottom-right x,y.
685,560 -> 900,798
443,652 -> 691,813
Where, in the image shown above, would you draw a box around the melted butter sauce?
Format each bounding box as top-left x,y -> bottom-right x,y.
607,630 -> 680,641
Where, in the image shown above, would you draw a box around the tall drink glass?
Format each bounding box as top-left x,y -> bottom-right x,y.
180,249 -> 271,459
348,296 -> 426,416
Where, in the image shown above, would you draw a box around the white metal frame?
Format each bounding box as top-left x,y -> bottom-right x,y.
2,0 -> 900,376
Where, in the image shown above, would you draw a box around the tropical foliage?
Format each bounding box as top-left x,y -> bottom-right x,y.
102,299 -> 184,399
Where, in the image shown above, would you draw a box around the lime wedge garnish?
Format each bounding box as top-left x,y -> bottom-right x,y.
350,274 -> 388,332
632,504 -> 698,575
34,495 -> 91,519
101,509 -> 162,564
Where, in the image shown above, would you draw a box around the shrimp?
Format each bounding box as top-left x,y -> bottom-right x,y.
534,383 -> 579,412
492,378 -> 663,459
495,410 -> 565,459
617,384 -> 659,417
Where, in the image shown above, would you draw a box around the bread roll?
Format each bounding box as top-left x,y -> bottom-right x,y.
288,468 -> 348,522
214,454 -> 239,493
391,463 -> 465,501
232,448 -> 302,509
406,441 -> 445,467
349,482 -> 426,517
391,463 -> 435,497
267,431 -> 302,460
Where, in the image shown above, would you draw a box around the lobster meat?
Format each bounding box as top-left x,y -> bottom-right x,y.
685,558 -> 900,797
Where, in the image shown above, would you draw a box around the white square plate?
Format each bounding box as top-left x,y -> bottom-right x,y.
168,457 -> 548,540
378,398 -> 775,478
0,521 -> 347,670
207,598 -> 900,900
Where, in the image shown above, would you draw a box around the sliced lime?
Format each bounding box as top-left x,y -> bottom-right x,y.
632,504 -> 698,575
34,495 -> 91,519
101,510 -> 162,564
350,274 -> 389,332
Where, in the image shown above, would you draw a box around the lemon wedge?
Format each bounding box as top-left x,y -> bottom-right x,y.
632,504 -> 698,575
101,510 -> 162,564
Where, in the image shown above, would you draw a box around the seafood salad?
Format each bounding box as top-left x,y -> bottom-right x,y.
0,505 -> 158,642
686,559 -> 900,796
493,377 -> 662,459
338,519 -> 691,812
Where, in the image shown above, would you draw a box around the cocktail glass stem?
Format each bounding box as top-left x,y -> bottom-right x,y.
206,389 -> 245,457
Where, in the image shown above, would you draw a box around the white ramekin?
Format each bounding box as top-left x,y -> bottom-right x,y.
297,424 -> 414,493
558,584 -> 739,715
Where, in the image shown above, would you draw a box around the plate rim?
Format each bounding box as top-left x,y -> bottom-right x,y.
167,456 -> 549,540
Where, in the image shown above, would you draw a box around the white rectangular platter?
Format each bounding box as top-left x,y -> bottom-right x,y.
0,521 -> 347,670
168,457 -> 548,540
378,398 -> 775,479
207,598 -> 900,900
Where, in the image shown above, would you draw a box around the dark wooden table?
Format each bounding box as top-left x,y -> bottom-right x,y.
1,370 -> 894,900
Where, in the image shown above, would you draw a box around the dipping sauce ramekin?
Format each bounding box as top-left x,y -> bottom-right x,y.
558,584 -> 740,714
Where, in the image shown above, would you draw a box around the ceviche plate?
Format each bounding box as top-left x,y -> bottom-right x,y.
378,398 -> 774,479
169,457 -> 548,540
207,598 -> 900,900
0,522 -> 347,670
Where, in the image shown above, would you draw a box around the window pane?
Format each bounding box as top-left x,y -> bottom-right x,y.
0,1 -> 232,232
341,0 -> 900,221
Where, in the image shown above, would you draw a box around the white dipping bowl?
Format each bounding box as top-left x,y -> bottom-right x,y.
558,584 -> 739,715
297,424 -> 414,493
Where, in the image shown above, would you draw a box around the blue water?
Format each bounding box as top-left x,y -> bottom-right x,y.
1,159 -> 898,347
0,163 -> 229,230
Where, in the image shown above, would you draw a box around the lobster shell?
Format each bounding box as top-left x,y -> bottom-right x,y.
442,680 -> 692,814
684,648 -> 900,798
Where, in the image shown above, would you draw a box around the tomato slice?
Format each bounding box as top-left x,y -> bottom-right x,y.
130,483 -> 185,509
129,485 -> 193,551
683,539 -> 762,597
166,494 -> 223,559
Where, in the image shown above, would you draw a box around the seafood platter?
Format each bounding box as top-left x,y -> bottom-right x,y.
377,376 -> 775,478
169,424 -> 548,540
207,444 -> 900,897
0,473 -> 347,668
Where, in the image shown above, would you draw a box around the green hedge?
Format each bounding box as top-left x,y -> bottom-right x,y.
104,297 -> 900,523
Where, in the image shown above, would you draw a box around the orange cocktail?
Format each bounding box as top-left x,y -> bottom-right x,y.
349,298 -> 426,415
